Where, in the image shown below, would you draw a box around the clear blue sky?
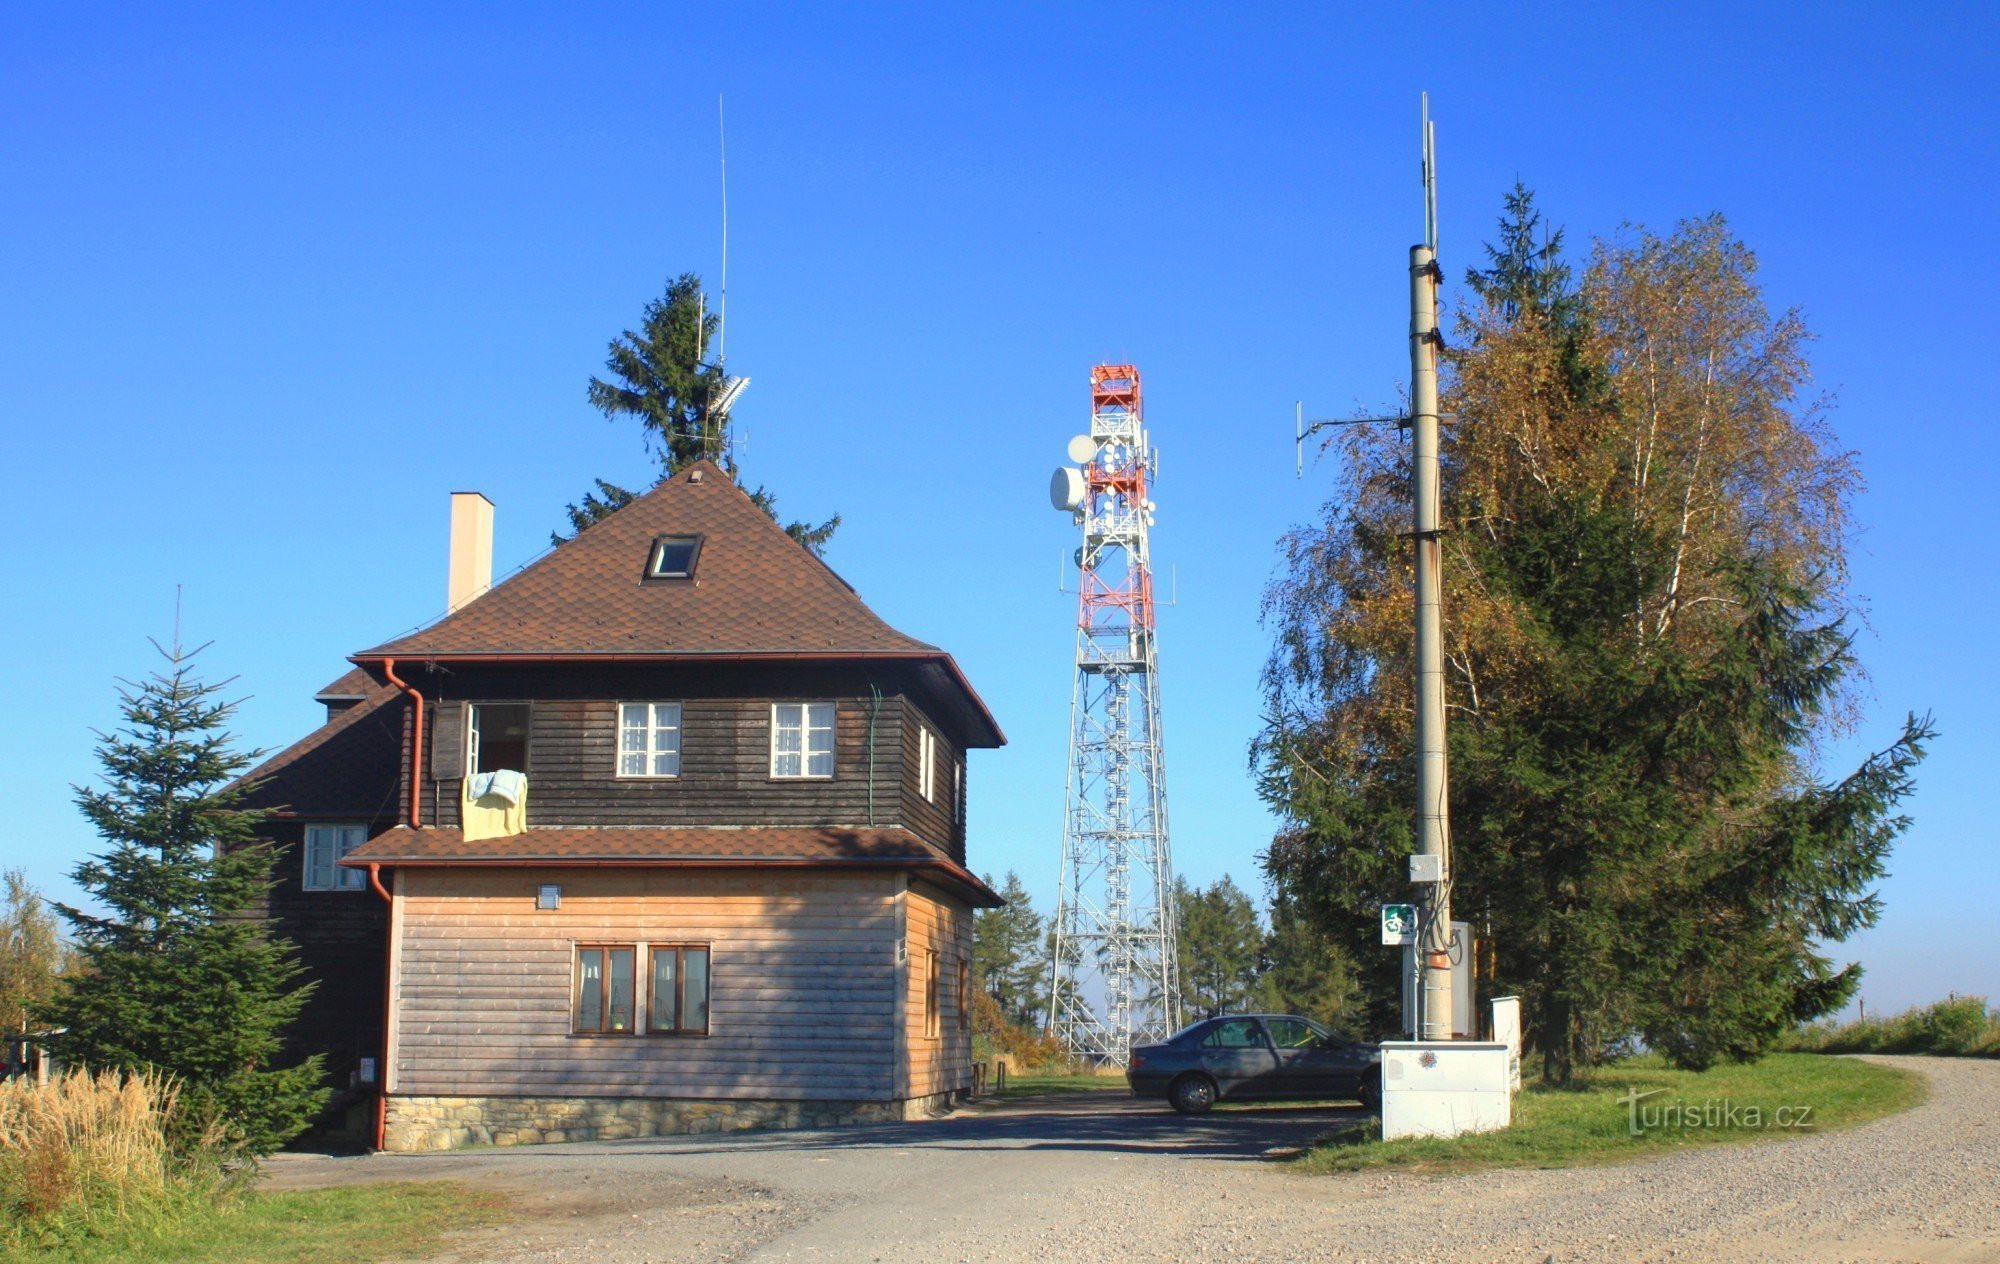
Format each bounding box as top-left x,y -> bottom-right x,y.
2,5 -> 1993,1013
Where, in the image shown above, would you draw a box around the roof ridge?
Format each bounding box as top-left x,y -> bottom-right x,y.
351,457 -> 942,662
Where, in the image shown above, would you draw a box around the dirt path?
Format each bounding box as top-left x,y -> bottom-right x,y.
265,1056 -> 1998,1262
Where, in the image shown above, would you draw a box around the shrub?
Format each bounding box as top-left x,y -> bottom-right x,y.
970,989 -> 1079,1074
0,1068 -> 230,1250
1783,996 -> 1998,1058
1914,995 -> 1993,1054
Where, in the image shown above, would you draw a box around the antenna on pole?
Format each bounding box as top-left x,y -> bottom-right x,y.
1422,92 -> 1438,254
718,94 -> 730,372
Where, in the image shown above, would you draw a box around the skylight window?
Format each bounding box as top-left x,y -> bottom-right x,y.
646,535 -> 703,580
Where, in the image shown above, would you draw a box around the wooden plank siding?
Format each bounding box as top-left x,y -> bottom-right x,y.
409,665 -> 938,835
898,698 -> 967,865
390,868 -> 905,1100
243,818 -> 393,1078
901,879 -> 973,1100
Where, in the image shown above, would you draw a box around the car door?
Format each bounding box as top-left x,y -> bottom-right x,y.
1314,1034 -> 1377,1100
1264,1018 -> 1334,1096
1197,1018 -> 1276,1098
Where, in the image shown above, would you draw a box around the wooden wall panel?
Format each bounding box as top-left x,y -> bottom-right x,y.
403,665 -> 928,833
390,868 -> 903,1101
901,881 -> 973,1099
244,819 -> 394,1077
898,698 -> 967,864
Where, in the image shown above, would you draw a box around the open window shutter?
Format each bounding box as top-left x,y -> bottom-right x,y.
431,701 -> 466,780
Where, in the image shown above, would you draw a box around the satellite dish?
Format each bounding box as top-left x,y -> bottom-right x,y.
1066,435 -> 1096,464
1050,467 -> 1086,512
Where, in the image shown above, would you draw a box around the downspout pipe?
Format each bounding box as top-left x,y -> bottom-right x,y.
366,863 -> 393,1151
380,657 -> 424,830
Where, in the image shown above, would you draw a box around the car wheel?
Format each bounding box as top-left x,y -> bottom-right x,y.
1169,1074 -> 1217,1115
1357,1075 -> 1381,1114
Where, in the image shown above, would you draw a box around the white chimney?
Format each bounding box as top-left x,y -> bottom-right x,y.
447,492 -> 494,612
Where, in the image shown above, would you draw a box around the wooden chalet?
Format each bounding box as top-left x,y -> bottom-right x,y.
239,461 -> 1004,1150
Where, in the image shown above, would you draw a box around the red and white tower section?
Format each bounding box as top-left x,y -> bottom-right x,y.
1047,364 -> 1182,1064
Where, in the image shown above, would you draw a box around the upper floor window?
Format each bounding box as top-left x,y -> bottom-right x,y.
952,761 -> 962,823
304,824 -> 367,891
645,534 -> 703,580
918,727 -> 937,801
618,703 -> 682,778
469,702 -> 530,775
771,702 -> 835,778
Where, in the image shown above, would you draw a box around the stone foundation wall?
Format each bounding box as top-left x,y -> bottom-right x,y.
383,1087 -> 972,1151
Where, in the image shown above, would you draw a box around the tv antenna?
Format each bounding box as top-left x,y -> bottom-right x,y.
706,94 -> 749,465
1292,96 -> 1446,477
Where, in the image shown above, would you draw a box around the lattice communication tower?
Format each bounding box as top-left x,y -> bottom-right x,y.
1046,364 -> 1182,1065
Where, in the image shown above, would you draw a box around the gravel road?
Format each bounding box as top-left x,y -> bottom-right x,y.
265,1055 -> 1998,1263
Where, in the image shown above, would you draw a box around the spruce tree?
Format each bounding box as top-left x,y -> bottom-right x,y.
560,272 -> 840,553
1258,193 -> 1930,1081
972,872 -> 1047,1029
1173,876 -> 1269,1020
50,637 -> 328,1155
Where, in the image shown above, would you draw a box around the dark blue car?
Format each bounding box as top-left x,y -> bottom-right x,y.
1126,1014 -> 1381,1115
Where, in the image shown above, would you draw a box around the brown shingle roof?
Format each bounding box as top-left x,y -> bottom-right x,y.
359,461 -> 937,660
235,673 -> 405,818
340,825 -> 1002,906
350,461 -> 1003,747
313,665 -> 375,700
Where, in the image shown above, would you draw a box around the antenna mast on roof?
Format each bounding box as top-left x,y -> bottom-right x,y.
709,94 -> 750,468
718,93 -> 729,378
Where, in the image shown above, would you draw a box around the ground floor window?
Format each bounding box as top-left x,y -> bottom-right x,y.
648,944 -> 711,1035
924,950 -> 941,1038
574,945 -> 636,1034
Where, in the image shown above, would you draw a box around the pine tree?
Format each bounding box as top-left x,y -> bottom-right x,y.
1173,876 -> 1268,1019
972,872 -> 1047,1029
560,273 -> 840,553
1260,893 -> 1358,1032
49,637 -> 328,1155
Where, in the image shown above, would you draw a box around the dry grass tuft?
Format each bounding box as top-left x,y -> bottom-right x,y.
0,1068 -> 227,1246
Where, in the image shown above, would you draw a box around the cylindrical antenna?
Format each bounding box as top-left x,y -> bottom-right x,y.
718,93 -> 729,372
1296,401 -> 1304,478
1422,93 -> 1438,254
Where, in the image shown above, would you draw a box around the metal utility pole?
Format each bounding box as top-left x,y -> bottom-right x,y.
1410,96 -> 1455,1042
1047,364 -> 1182,1065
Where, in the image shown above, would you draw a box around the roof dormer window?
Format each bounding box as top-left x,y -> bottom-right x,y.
645,534 -> 703,581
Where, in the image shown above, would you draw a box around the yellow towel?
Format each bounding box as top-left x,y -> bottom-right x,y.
462,775 -> 528,841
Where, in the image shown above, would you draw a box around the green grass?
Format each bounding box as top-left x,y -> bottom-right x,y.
993,1072 -> 1128,1100
1295,1052 -> 1924,1175
5,1180 -> 507,1264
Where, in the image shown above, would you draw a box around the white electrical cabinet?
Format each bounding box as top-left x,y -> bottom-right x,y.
1379,1040 -> 1512,1139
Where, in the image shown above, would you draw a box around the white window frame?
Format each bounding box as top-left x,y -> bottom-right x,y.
770,701 -> 836,779
919,727 -> 936,801
303,823 -> 368,891
616,702 -> 683,779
